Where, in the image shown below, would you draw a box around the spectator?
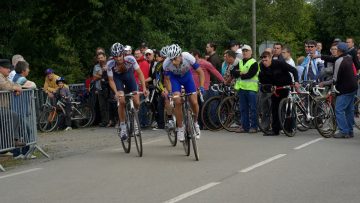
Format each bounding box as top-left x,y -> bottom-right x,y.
229,40 -> 243,59
43,68 -> 61,97
0,59 -> 25,147
124,45 -> 132,56
205,42 -> 222,73
12,61 -> 37,89
316,42 -> 323,54
296,56 -> 305,81
93,52 -> 110,127
140,42 -> 148,54
281,46 -> 296,67
144,49 -> 155,86
231,45 -> 259,133
223,50 -> 240,84
331,42 -> 358,138
346,37 -> 360,70
55,77 -> 72,131
300,40 -> 324,82
8,54 -> 25,81
134,49 -> 150,89
258,51 -> 300,136
272,42 -> 285,62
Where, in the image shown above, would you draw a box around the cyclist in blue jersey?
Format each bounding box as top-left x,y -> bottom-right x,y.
163,44 -> 205,141
107,42 -> 148,140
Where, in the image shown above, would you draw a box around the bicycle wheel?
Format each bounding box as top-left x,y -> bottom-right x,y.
139,100 -> 155,128
217,96 -> 239,132
183,129 -> 191,156
201,96 -> 223,131
257,93 -> 272,134
164,108 -> 177,146
187,110 -> 199,161
38,107 -> 59,132
120,111 -> 131,153
73,104 -> 95,128
354,98 -> 360,130
278,98 -> 297,137
133,111 -> 143,157
314,100 -> 336,138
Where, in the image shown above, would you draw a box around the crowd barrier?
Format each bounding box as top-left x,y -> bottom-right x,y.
0,89 -> 49,172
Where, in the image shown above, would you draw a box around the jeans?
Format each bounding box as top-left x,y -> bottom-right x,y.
335,91 -> 356,134
238,89 -> 257,131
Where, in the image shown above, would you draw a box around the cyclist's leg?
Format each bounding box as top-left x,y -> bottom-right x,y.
114,76 -> 128,139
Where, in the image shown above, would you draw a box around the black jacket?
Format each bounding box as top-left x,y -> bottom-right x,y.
259,60 -> 299,86
333,54 -> 358,95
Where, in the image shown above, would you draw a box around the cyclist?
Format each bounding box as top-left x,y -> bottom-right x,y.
107,42 -> 148,140
163,44 -> 205,141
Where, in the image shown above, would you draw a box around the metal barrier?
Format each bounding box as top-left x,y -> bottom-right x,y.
0,89 -> 49,172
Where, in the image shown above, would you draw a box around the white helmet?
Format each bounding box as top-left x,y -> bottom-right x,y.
160,46 -> 169,57
111,42 -> 125,57
167,44 -> 182,59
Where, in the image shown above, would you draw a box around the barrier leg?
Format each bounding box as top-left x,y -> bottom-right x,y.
25,145 -> 50,159
0,164 -> 5,172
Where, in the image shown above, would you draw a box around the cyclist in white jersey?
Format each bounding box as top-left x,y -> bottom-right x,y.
107,42 -> 148,140
163,44 -> 205,141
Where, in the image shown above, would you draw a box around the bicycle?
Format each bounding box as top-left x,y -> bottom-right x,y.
117,92 -> 143,157
216,87 -> 241,132
169,91 -> 201,161
38,96 -> 94,132
164,95 -> 177,146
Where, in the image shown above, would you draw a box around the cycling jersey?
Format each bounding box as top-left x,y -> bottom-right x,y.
163,52 -> 200,93
106,55 -> 140,92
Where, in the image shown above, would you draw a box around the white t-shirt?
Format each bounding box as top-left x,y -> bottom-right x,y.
106,55 -> 139,77
7,70 -> 16,82
163,52 -> 199,76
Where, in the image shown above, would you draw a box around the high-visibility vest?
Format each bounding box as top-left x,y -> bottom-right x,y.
234,58 -> 259,91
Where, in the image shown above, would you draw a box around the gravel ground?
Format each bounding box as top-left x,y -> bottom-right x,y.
1,127 -> 164,171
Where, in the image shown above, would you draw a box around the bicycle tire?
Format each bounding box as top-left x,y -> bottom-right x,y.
38,108 -> 59,132
182,107 -> 190,156
278,98 -> 297,137
257,94 -> 272,134
201,96 -> 223,131
139,100 -> 155,128
314,100 -> 336,138
187,110 -> 199,161
120,111 -> 132,153
73,104 -> 95,128
164,108 -> 177,146
133,111 -> 143,157
217,96 -> 239,132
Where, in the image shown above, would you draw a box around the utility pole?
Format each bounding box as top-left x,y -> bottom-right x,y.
252,0 -> 256,58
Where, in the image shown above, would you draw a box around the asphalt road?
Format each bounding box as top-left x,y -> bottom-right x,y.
1,128 -> 360,203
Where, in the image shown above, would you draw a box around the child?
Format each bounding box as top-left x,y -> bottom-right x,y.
55,77 -> 72,131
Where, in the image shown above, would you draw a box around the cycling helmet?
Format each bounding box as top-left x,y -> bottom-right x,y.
45,68 -> 54,75
166,44 -> 182,59
111,42 -> 125,57
56,77 -> 66,84
160,46 -> 169,58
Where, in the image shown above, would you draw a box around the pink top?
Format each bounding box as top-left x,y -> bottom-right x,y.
191,59 -> 224,90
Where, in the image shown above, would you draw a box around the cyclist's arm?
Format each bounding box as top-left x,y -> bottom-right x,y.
164,75 -> 171,93
195,67 -> 205,88
108,76 -> 117,94
135,68 -> 147,91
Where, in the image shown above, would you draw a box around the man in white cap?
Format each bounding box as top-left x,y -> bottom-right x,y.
8,54 -> 25,81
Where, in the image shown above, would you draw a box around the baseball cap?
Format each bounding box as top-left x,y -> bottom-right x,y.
45,68 -> 54,75
144,49 -> 154,55
0,59 -> 11,69
241,44 -> 252,51
337,42 -> 348,52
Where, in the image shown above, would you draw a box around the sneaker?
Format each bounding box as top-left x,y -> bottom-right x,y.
177,126 -> 185,141
65,127 -> 72,131
333,131 -> 351,139
151,121 -> 158,128
119,128 -> 128,141
14,154 -> 25,160
194,123 -> 201,139
249,128 -> 258,133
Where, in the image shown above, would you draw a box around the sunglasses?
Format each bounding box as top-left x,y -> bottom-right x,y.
306,45 -> 315,48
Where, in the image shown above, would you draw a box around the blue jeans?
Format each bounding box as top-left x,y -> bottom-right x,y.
239,89 -> 258,131
335,91 -> 356,134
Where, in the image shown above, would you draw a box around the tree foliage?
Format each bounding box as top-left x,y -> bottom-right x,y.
1,0 -> 359,85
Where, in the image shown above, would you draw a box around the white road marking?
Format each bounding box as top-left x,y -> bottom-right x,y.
163,182 -> 221,203
294,138 -> 323,150
239,154 -> 287,173
0,168 -> 43,180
